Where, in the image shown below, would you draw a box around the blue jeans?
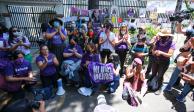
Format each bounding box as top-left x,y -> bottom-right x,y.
165,66 -> 181,90
108,76 -> 120,93
177,83 -> 193,100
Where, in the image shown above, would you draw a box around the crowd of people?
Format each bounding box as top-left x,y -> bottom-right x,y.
0,9 -> 194,111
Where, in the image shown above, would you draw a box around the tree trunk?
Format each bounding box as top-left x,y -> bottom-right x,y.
171,0 -> 183,33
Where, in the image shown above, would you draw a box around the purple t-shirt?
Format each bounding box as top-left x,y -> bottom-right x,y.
46,28 -> 67,45
0,34 -> 8,58
5,60 -> 32,77
63,45 -> 83,62
155,39 -> 176,60
36,53 -> 57,76
81,52 -> 101,66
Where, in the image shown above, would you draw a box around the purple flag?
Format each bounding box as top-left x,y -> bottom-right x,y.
88,62 -> 114,84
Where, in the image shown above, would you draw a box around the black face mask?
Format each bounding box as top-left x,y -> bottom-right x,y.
161,37 -> 168,42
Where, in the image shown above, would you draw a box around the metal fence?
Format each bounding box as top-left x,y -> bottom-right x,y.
7,5 -> 56,48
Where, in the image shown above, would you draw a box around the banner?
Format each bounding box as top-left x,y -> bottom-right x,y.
127,8 -> 134,17
111,6 -> 118,16
139,8 -> 146,18
88,62 -> 114,84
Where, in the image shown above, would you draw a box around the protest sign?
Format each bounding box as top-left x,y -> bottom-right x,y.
88,62 -> 114,84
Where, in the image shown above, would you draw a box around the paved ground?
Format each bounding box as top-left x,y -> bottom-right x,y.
42,66 -> 194,112
29,34 -> 194,112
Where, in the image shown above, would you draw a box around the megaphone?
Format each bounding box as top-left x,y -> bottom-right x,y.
56,78 -> 65,96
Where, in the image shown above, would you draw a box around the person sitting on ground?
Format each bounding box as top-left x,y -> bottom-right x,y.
0,50 -> 36,93
36,45 -> 59,88
81,43 -> 101,87
61,36 -> 83,87
106,53 -> 121,93
124,58 -> 147,100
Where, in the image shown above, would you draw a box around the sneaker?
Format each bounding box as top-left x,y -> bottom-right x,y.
176,95 -> 186,103
154,89 -> 162,95
163,86 -> 172,92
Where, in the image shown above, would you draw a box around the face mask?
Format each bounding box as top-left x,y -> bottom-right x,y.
121,31 -> 126,35
89,32 -> 94,38
13,31 -> 23,37
161,37 -> 168,42
53,21 -> 60,28
15,58 -> 24,64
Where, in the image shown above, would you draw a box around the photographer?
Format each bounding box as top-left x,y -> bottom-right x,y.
176,21 -> 194,43
2,99 -> 46,112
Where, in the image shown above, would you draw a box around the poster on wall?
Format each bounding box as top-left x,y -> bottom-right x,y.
110,5 -> 119,16
127,8 -> 135,17
139,8 -> 146,18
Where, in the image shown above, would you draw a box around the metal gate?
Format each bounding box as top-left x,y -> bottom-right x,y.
7,5 -> 56,48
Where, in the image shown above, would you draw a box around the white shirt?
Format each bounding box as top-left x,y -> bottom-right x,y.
99,32 -> 115,52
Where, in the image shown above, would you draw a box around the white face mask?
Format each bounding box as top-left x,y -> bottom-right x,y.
13,31 -> 23,37
121,31 -> 126,35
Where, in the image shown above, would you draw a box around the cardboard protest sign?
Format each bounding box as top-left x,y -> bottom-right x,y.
88,62 -> 114,84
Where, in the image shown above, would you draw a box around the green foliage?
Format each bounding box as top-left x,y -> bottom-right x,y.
145,25 -> 160,39
185,0 -> 194,19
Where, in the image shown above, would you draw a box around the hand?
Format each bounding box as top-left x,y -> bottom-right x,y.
44,57 -> 48,63
155,50 -> 162,56
24,77 -> 36,82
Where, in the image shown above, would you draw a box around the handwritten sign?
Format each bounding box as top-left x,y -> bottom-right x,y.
88,62 -> 114,84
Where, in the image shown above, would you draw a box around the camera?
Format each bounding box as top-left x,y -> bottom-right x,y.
169,9 -> 193,22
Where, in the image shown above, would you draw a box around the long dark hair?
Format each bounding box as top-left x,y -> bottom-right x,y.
8,26 -> 17,45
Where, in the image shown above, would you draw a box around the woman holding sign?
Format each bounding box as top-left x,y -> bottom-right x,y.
115,23 -> 131,77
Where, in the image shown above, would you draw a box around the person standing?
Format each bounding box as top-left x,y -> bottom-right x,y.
45,18 -> 66,67
115,23 -> 131,76
99,23 -> 115,63
149,29 -> 176,95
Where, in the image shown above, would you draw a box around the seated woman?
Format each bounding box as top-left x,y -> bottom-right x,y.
61,37 -> 83,87
124,58 -> 147,100
36,45 -> 59,87
106,53 -> 121,93
81,43 -> 101,87
8,27 -> 32,63
0,50 -> 35,93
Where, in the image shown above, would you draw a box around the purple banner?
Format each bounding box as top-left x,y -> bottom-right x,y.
88,62 -> 114,84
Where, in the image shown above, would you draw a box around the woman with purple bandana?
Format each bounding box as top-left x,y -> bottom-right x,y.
115,23 -> 131,77
45,18 -> 66,67
0,50 -> 35,93
148,29 -> 176,95
36,45 -> 59,87
8,27 -> 32,63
